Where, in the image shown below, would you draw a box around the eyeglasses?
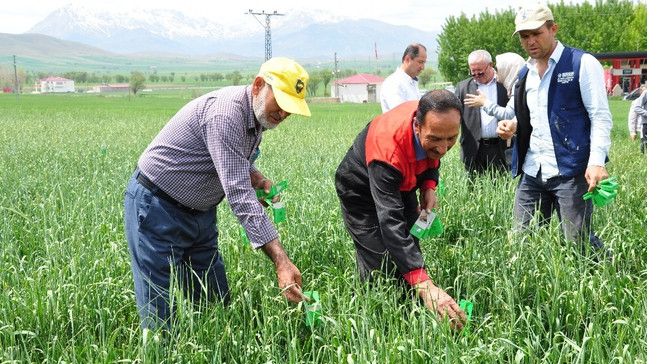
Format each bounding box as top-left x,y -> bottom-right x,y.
470,64 -> 491,78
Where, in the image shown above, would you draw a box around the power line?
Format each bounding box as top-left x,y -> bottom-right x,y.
246,10 -> 284,61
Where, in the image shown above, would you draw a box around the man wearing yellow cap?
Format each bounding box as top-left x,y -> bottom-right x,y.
124,57 -> 311,330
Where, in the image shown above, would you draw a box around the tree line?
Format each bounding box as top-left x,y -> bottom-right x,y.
6,1 -> 644,94
438,0 -> 647,85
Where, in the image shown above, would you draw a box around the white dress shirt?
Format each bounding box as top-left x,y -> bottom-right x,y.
380,67 -> 420,112
475,76 -> 499,138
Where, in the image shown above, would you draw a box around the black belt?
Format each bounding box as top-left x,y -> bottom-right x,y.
480,138 -> 499,145
136,172 -> 198,213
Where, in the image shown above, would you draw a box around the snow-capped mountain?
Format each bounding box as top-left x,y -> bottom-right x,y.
26,4 -> 437,59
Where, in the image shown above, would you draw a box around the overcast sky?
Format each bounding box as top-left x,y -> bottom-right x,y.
0,0 -> 597,34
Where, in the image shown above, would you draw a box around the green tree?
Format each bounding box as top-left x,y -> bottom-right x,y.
623,3 -> 647,52
0,65 -> 26,91
437,14 -> 476,85
227,71 -> 242,85
552,0 -> 635,53
437,9 -> 520,85
307,72 -> 322,96
88,74 -> 101,83
130,71 -> 146,95
339,69 -> 356,78
437,1 -> 643,84
418,67 -> 436,88
320,68 -> 332,96
62,71 -> 89,84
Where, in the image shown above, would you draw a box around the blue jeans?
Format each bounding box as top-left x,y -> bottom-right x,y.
124,169 -> 230,329
513,171 -> 604,251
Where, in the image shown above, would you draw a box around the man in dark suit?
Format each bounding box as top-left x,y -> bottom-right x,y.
455,50 -> 511,175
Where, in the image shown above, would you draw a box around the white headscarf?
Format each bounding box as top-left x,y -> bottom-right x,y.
495,52 -> 526,97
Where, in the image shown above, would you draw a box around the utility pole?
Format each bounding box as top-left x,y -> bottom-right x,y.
13,55 -> 19,100
246,10 -> 284,61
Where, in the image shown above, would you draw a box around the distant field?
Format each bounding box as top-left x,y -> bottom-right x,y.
6,51 -> 440,97
0,93 -> 645,363
7,52 -> 422,85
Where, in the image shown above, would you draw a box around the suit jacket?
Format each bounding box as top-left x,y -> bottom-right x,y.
455,77 -> 510,165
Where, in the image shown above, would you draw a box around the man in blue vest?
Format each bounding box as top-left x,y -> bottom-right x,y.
496,5 -> 613,261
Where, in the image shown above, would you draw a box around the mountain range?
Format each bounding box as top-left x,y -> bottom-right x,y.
20,4 -> 438,60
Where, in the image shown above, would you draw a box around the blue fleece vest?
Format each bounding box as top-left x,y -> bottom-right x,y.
513,46 -> 592,178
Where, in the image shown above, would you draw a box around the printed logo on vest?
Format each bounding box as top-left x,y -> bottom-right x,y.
557,71 -> 575,84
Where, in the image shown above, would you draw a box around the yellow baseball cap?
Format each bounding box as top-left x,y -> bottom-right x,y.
512,5 -> 554,37
258,57 -> 311,117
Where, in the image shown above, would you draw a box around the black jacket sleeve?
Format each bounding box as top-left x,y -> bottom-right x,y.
367,160 -> 425,276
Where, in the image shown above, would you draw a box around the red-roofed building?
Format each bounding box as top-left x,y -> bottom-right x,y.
332,74 -> 384,103
37,77 -> 75,93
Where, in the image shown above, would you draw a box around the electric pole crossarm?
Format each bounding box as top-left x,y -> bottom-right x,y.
246,10 -> 284,61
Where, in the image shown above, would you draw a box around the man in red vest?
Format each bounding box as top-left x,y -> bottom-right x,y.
335,89 -> 467,330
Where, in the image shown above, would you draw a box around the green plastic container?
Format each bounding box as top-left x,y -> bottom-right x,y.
304,291 -> 322,327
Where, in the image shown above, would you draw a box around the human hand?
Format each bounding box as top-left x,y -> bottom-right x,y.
584,165 -> 609,192
276,260 -> 304,303
496,119 -> 517,140
261,239 -> 305,303
630,134 -> 636,141
257,179 -> 281,206
416,280 -> 467,331
463,89 -> 487,108
418,188 -> 438,214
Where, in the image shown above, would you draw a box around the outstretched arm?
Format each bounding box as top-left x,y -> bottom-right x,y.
464,89 -> 516,120
261,239 -> 304,303
415,279 -> 467,331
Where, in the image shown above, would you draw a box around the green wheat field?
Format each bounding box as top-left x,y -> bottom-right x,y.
1,92 -> 645,363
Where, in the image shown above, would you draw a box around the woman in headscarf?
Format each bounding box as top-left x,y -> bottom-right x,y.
494,52 -> 526,98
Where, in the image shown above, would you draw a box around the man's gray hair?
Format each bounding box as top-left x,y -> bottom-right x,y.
468,50 -> 492,65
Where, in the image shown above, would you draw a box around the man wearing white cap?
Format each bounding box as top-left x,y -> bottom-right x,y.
124,57 -> 311,329
496,5 -> 613,261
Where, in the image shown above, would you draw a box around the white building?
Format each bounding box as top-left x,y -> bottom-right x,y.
91,84 -> 130,93
38,77 -> 75,93
332,74 -> 384,103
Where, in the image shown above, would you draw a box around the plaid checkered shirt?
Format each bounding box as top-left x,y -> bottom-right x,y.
138,85 -> 277,248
